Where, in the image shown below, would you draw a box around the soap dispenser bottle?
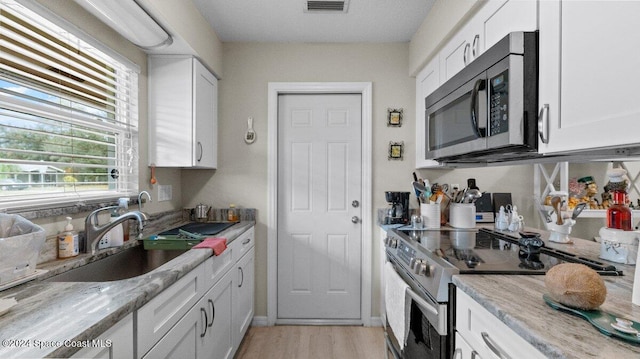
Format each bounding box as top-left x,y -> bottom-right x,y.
58,217 -> 79,258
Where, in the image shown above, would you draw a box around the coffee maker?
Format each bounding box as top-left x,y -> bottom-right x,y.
384,191 -> 410,224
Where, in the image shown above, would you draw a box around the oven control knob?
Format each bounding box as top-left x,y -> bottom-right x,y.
409,257 -> 418,269
385,238 -> 397,248
383,237 -> 390,246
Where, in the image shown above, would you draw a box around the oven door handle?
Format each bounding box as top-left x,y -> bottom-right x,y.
470,78 -> 487,138
406,287 -> 438,316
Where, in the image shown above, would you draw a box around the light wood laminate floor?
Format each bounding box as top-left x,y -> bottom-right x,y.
235,325 -> 385,359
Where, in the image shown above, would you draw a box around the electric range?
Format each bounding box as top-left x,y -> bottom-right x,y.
385,227 -> 622,304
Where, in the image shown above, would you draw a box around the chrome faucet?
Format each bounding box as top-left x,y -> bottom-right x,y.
138,190 -> 152,211
85,206 -> 148,255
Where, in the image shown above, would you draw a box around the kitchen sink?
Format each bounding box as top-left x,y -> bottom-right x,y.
44,246 -> 188,282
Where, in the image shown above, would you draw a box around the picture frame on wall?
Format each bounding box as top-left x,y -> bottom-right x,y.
387,108 -> 403,127
388,141 -> 404,160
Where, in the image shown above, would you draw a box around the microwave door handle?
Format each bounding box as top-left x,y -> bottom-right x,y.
470,79 -> 487,137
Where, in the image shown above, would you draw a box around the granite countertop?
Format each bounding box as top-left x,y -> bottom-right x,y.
0,221 -> 255,358
453,229 -> 640,359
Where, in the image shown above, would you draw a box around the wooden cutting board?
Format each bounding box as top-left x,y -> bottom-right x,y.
543,294 -> 640,344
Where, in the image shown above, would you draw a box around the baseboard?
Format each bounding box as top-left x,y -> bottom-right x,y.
251,316 -> 268,327
250,316 -> 382,327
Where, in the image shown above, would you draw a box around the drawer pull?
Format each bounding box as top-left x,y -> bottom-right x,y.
481,332 -> 511,359
453,348 -> 462,359
242,238 -> 251,245
471,350 -> 482,359
207,299 -> 214,327
238,266 -> 244,287
200,308 -> 208,337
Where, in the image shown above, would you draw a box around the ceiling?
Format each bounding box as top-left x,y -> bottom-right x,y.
191,0 -> 435,43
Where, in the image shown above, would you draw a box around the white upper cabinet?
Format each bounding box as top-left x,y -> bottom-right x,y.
149,56 -> 218,168
439,0 -> 537,82
415,57 -> 441,168
538,1 -> 640,154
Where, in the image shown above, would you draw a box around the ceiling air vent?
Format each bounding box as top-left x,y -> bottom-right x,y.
304,0 -> 349,13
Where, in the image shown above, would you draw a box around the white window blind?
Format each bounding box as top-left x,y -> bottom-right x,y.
0,0 -> 139,208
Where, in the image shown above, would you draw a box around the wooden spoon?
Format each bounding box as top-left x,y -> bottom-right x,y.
150,164 -> 157,185
551,196 -> 563,225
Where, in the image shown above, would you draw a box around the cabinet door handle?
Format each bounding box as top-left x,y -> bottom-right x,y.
471,350 -> 482,359
453,348 -> 462,359
197,141 -> 203,162
481,332 -> 511,359
538,104 -> 549,144
242,238 -> 251,245
200,307 -> 208,337
472,34 -> 480,57
207,299 -> 214,328
238,266 -> 244,287
463,43 -> 471,65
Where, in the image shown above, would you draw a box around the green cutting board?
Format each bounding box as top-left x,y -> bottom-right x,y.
543,294 -> 640,344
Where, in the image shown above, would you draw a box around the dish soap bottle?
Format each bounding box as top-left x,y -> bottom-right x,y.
58,217 -> 79,258
606,168 -> 632,231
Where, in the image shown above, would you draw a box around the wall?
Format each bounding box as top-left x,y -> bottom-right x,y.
181,42 -> 419,318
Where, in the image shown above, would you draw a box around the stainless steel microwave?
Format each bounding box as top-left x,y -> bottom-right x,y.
425,31 -> 539,164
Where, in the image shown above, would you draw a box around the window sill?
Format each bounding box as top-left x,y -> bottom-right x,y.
3,196 -> 140,221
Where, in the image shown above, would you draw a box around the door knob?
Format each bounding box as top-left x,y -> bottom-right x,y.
351,216 -> 360,223
352,200 -> 360,208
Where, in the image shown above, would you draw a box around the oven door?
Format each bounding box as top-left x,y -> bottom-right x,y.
425,71 -> 488,161
385,255 -> 449,359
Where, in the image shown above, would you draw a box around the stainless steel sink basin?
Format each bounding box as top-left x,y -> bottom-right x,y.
45,246 -> 188,282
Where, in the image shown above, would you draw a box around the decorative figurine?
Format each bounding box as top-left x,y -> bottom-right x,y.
578,176 -> 599,209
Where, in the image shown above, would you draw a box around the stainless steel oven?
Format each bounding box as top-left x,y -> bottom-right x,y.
384,254 -> 450,359
424,31 -> 539,163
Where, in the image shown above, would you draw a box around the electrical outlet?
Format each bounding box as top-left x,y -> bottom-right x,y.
158,184 -> 172,202
98,235 -> 110,249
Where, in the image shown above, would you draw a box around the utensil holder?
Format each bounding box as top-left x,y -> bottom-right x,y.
546,219 -> 575,243
449,203 -> 475,229
420,203 -> 440,229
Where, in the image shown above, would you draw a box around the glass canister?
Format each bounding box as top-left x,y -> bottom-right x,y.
606,168 -> 632,231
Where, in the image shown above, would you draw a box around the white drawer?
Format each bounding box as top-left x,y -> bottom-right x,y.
137,263 -> 206,358
203,244 -> 234,287
231,227 -> 254,263
456,288 -> 545,359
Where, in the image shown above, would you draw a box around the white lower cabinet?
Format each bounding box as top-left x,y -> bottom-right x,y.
453,332 -> 474,359
233,246 -> 255,350
71,313 -> 134,359
200,268 -> 235,359
456,288 -> 545,359
138,226 -> 255,359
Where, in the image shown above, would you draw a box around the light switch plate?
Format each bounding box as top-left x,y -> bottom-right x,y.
158,184 -> 172,202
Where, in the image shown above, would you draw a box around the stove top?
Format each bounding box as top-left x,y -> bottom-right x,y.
394,227 -> 622,275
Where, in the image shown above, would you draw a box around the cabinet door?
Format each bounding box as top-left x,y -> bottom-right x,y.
415,58 -> 442,169
142,307 -> 200,359
234,247 -> 255,349
539,1 -> 640,154
193,59 -> 218,168
72,314 -> 134,359
453,332 -> 475,359
201,269 -> 234,359
439,26 -> 472,82
137,264 -> 206,358
478,0 -> 537,53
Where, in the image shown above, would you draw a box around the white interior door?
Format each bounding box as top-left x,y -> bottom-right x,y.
277,93 -> 362,320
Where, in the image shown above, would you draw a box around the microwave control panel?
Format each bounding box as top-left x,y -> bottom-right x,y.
489,70 -> 509,136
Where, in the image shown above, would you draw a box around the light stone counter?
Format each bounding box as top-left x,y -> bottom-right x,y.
0,221 -> 255,358
453,229 -> 640,359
